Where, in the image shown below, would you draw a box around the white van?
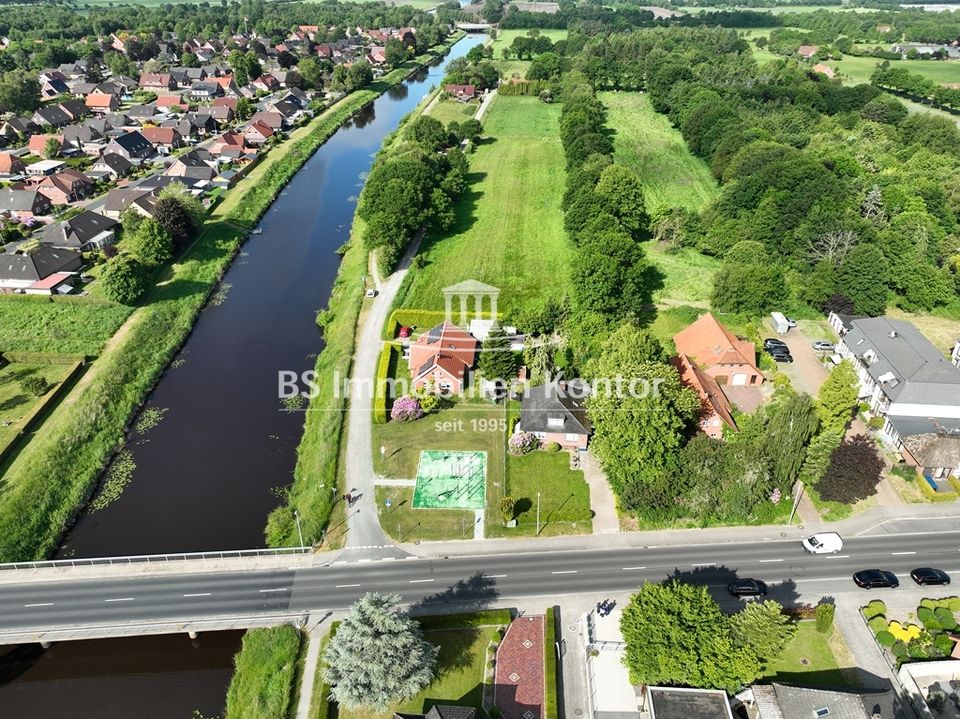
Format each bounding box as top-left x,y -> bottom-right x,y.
801,532 -> 843,554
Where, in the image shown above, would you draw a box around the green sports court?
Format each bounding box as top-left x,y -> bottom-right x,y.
412,450 -> 487,510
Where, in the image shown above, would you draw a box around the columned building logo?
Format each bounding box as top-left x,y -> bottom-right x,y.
442,279 -> 499,325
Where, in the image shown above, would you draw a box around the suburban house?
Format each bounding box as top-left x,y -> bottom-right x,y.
517,380 -> 592,449
243,119 -> 274,145
0,153 -> 26,177
673,312 -> 763,386
0,245 -> 82,293
831,313 -> 960,482
140,126 -> 183,153
737,684 -> 903,719
797,44 -> 819,58
408,320 -> 479,393
209,131 -> 247,156
673,354 -> 737,439
156,94 -> 188,111
32,105 -> 71,129
190,81 -> 222,100
445,84 -> 476,102
58,99 -> 89,122
250,110 -> 285,130
139,72 -> 175,91
85,93 -> 120,113
41,211 -> 118,251
28,134 -> 62,157
34,169 -> 93,205
102,187 -> 156,219
105,131 -> 154,161
252,74 -> 280,92
208,104 -> 235,124
0,117 -> 40,140
0,188 -> 52,219
166,150 -> 216,181
25,159 -> 65,177
91,153 -> 133,180
40,77 -> 70,99
394,706 -> 476,719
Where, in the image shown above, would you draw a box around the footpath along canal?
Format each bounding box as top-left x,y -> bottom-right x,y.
57,33 -> 484,559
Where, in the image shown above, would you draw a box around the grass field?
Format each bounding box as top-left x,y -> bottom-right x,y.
643,241 -> 720,305
490,29 -> 568,80
601,92 -> 720,215
225,626 -> 304,719
377,485 -> 478,541
498,450 -> 592,537
0,296 -> 131,356
690,4 -> 871,13
427,97 -> 480,126
761,621 -> 856,686
338,625 -> 497,719
401,95 -> 572,316
0,362 -> 75,448
831,54 -> 960,85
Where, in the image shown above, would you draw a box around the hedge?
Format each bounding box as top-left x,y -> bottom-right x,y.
374,344 -> 397,425
868,615 -> 888,634
415,609 -> 513,630
916,473 -> 959,502
877,630 -> 896,648
863,599 -> 887,619
544,607 -> 559,719
1,351 -> 86,365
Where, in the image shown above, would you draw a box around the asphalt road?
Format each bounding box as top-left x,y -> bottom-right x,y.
2,530 -> 959,639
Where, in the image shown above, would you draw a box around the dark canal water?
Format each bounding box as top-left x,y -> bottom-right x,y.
57,34 -> 484,559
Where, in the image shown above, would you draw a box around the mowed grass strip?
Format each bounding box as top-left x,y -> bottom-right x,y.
0,296 -> 131,356
601,91 -> 719,214
403,95 -> 571,314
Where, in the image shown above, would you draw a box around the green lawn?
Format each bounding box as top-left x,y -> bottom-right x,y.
495,450 -> 592,537
338,626 -> 497,719
401,95 -> 572,316
691,5 -> 871,13
0,362 -> 75,448
831,54 -> 960,85
491,29 -> 568,80
427,97 -> 480,126
643,241 -> 721,305
601,91 -> 720,214
762,621 -> 855,686
377,486 -> 477,542
0,296 -> 131,356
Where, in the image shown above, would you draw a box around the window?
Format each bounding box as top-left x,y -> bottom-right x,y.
565,433 -> 579,442
815,709 -> 830,718
547,416 -> 564,429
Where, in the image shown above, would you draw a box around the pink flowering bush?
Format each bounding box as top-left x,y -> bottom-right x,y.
390,395 -> 424,422
509,431 -> 540,455
770,487 -> 782,504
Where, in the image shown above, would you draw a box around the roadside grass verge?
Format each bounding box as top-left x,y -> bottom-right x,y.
0,221 -> 245,561
401,95 -> 572,316
600,91 -> 719,215
225,625 -> 303,719
0,295 -> 131,356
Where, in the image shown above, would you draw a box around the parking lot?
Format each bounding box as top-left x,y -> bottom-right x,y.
763,319 -> 835,395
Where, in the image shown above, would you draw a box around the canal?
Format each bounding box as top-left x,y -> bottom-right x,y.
57,33 -> 484,559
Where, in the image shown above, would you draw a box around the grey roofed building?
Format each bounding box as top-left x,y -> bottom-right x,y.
750,683 -> 905,719
104,112 -> 130,128
2,117 -> 39,136
32,105 -> 71,128
649,688 -> 733,719
58,98 -> 88,120
71,81 -> 98,96
62,124 -> 101,144
0,188 -> 50,215
41,210 -> 118,250
105,130 -> 154,160
270,98 -> 299,117
519,380 -> 591,436
127,104 -> 157,119
0,245 -> 82,283
92,152 -> 132,177
102,187 -> 154,218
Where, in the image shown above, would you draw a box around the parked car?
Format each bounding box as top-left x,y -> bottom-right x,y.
727,578 -> 768,597
398,325 -> 411,339
853,569 -> 899,589
770,351 -> 794,363
802,532 -> 843,554
786,317 -> 798,328
910,568 -> 951,586
365,288 -> 378,298
764,338 -> 788,350
812,341 -> 835,351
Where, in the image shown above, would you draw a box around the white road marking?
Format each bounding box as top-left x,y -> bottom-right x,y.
408,579 -> 435,584
485,574 -> 508,578
24,602 -> 53,608
258,588 -> 288,593
622,567 -> 646,571
552,570 -> 578,575
891,551 -> 917,556
183,593 -> 212,598
335,584 -> 361,588
758,559 -> 784,563
691,563 -> 715,567
104,597 -> 135,603
826,555 -> 850,559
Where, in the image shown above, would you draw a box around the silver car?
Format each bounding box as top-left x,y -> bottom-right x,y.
812,341 -> 834,351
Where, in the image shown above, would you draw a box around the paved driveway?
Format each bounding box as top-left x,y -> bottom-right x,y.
767,321 -> 832,396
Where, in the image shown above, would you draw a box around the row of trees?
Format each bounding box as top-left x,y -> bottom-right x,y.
358,115 -> 477,274
872,63 -> 960,112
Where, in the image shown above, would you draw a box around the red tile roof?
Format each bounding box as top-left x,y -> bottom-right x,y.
673,312 -> 759,371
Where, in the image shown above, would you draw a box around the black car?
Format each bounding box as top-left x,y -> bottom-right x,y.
911,567 -> 951,586
853,569 -> 899,589
770,352 -> 794,363
727,578 -> 768,597
764,338 -> 787,350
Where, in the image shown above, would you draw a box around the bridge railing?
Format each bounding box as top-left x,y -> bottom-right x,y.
0,546 -> 312,571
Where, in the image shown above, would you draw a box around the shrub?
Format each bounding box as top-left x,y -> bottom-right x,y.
936,608 -> 958,630
934,633 -> 955,656
868,616 -> 888,634
390,395 -> 423,422
815,603 -> 835,633
509,431 -> 540,455
100,255 -> 149,305
949,597 -> 960,612
876,630 -> 896,647
863,600 -> 887,619
544,441 -> 560,453
892,641 -> 909,661
889,621 -> 922,642
373,345 -> 395,424
20,376 -> 50,397
816,434 -> 884,503
918,606 -> 940,630
499,496 -> 515,523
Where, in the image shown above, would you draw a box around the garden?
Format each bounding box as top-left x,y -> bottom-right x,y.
0,359 -> 79,453
863,598 -> 960,665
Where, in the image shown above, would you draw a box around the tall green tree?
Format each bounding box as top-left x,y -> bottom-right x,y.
0,71 -> 40,115
323,593 -> 438,710
594,164 -> 647,235
838,244 -> 889,316
100,255 -> 149,305
764,390 -> 820,489
127,218 -> 173,266
729,600 -> 796,666
621,580 -> 761,692
816,360 -> 858,434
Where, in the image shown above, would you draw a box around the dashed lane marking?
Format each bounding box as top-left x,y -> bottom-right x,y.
408,579 -> 434,584
104,597 -> 135,603
183,593 -> 212,598
24,603 -> 53,608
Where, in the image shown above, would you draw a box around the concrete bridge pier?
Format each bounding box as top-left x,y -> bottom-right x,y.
187,630 -> 198,640
40,640 -> 52,649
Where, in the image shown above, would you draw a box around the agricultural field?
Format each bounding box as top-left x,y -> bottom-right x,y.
831,54 -> 960,85
491,28 -> 568,80
601,91 -> 720,215
401,95 -> 572,316
688,4 -> 871,13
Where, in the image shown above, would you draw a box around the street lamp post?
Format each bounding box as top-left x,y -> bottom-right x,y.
294,509 -> 305,548
536,491 -> 541,536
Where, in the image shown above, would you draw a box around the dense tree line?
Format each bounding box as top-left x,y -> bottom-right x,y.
872,63 -> 960,113
572,26 -> 960,316
358,115 -> 477,274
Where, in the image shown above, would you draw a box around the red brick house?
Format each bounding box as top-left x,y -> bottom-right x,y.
140,126 -> 183,153
408,321 -> 479,393
673,312 -> 763,386
798,45 -> 819,59
28,134 -> 62,157
140,73 -> 175,91
85,93 -> 120,113
0,153 -> 26,176
34,169 -> 93,205
445,84 -> 476,102
517,380 -> 591,450
156,95 -> 188,111
673,355 -> 737,439
243,119 -> 274,145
